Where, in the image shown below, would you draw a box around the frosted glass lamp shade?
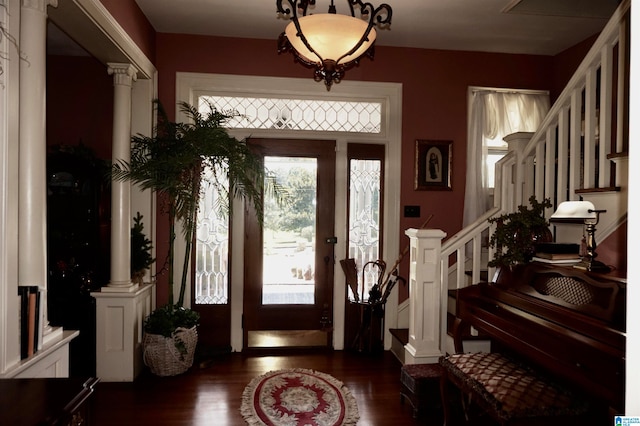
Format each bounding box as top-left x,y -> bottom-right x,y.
285,14 -> 376,65
550,201 -> 597,223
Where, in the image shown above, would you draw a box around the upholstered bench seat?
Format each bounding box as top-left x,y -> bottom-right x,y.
440,352 -> 590,425
400,363 -> 443,418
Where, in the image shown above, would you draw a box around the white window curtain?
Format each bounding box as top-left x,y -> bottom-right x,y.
463,89 -> 550,227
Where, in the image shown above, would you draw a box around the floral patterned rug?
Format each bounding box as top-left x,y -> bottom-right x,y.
240,368 -> 360,425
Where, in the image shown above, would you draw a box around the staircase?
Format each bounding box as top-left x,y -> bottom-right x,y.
394,0 -> 630,364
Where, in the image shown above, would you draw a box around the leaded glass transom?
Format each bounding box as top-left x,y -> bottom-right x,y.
199,96 -> 381,133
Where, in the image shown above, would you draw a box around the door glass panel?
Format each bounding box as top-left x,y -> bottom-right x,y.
348,159 -> 382,301
195,165 -> 229,305
263,156 -> 317,305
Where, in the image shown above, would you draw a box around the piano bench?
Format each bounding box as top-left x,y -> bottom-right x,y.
399,363 -> 443,419
440,352 -> 591,426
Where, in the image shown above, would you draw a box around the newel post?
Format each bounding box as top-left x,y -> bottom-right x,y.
503,132 -> 534,209
404,228 -> 447,364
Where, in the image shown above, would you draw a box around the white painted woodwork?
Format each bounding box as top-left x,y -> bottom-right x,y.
175,73 -> 403,352
2,330 -> 79,378
104,63 -> 138,291
404,228 -> 446,364
93,284 -> 154,382
441,0 -> 629,306
0,0 -> 23,376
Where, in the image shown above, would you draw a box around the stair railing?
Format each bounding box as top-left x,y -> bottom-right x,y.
440,149 -> 514,291
440,0 -> 629,296
521,0 -> 629,208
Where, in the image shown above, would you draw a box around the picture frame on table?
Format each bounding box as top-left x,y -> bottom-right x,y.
414,139 -> 452,190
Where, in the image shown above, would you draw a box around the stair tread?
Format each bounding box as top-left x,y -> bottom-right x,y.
464,270 -> 489,281
389,328 -> 408,345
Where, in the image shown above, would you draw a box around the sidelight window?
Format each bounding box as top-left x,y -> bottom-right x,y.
347,144 -> 385,302
195,165 -> 229,304
194,97 -> 383,306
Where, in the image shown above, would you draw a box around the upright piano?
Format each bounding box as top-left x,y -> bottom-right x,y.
452,262 -> 626,416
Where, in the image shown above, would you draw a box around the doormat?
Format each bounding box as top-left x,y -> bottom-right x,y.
240,368 -> 359,425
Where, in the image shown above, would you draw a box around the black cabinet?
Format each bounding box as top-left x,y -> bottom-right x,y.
47,145 -> 109,377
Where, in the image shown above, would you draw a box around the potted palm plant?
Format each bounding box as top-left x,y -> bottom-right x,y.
113,99 -> 270,375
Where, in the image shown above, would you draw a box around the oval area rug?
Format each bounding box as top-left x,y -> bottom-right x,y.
240,368 -> 359,425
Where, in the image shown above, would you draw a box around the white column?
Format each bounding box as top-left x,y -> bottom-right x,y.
19,0 -> 62,347
93,65 -> 153,382
104,63 -> 138,292
503,132 -> 534,209
404,228 -> 446,365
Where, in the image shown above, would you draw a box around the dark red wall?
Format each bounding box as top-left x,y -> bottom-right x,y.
154,34 -> 556,300
47,55 -> 113,159
46,21 -> 613,302
550,34 -> 599,102
99,0 -> 156,62
596,220 -> 627,275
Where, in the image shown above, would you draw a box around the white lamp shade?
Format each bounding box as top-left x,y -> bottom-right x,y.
285,13 -> 376,65
550,201 -> 597,222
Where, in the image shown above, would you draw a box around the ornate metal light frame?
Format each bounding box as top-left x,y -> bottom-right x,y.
276,0 -> 392,90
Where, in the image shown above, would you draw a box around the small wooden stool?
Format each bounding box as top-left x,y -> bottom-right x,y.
400,363 -> 444,418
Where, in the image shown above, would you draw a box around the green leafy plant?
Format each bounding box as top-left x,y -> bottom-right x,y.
130,212 -> 155,284
488,196 -> 553,267
143,304 -> 200,339
113,99 -> 278,338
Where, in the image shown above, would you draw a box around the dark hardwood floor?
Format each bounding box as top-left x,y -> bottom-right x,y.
91,349 -> 444,425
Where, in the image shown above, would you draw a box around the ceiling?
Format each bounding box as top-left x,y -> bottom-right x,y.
129,0 -> 619,56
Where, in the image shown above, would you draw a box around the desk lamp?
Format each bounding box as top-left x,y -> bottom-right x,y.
550,201 -> 610,272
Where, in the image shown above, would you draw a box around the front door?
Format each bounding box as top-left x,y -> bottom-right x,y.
244,138 -> 336,349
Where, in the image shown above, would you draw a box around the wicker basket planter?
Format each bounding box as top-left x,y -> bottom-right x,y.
143,326 -> 198,376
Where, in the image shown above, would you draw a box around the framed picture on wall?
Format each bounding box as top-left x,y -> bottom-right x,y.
415,139 -> 452,190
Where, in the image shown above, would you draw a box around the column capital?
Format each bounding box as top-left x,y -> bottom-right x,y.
503,131 -> 534,153
107,63 -> 138,86
21,0 -> 58,13
404,228 -> 447,240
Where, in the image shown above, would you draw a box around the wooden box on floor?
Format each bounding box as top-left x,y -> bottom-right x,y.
400,363 -> 444,418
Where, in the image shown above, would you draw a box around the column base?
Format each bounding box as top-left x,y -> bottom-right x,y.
92,283 -> 154,381
404,343 -> 444,365
102,282 -> 139,293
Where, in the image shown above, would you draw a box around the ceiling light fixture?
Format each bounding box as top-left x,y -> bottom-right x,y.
276,0 -> 392,90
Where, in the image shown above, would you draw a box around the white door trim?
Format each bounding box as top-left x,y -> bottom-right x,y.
176,72 -> 402,351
